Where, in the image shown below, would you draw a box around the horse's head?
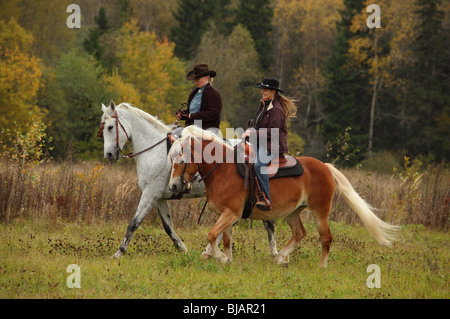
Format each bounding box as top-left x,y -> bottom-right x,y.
168,136 -> 200,193
99,100 -> 129,160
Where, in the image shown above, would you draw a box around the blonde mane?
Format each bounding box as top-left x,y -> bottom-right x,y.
169,126 -> 233,158
117,103 -> 173,132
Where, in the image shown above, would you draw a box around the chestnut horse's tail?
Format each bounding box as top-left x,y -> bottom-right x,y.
325,163 -> 400,246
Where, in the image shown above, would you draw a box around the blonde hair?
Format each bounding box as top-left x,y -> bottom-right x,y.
276,92 -> 297,119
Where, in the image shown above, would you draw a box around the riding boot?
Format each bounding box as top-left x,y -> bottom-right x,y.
256,192 -> 271,211
255,178 -> 271,211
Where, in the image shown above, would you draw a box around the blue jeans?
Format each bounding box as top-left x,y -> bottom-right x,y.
254,146 -> 274,202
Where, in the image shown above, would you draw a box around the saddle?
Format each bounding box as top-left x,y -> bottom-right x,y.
235,143 -> 304,218
235,143 -> 303,180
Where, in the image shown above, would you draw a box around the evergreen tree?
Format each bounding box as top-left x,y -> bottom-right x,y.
83,7 -> 109,66
119,0 -> 131,24
235,0 -> 274,70
170,0 -> 232,61
407,0 -> 449,160
320,0 -> 367,164
95,7 -> 109,31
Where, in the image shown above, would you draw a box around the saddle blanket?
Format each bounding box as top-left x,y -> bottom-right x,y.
235,154 -> 304,180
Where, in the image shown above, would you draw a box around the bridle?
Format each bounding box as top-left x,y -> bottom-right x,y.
173,149 -> 202,191
97,109 -> 169,159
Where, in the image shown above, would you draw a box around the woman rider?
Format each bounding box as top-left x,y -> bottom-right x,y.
176,64 -> 222,134
242,78 -> 297,210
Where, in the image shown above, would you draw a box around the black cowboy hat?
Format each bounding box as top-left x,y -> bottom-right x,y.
255,77 -> 284,93
186,64 -> 217,80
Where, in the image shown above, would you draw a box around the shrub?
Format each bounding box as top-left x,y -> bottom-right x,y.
360,150 -> 400,174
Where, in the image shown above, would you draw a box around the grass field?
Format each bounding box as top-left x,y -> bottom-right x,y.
0,218 -> 448,299
1,159 -> 448,299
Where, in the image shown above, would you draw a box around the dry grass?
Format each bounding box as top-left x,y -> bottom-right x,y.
0,156 -> 214,227
0,158 -> 140,223
329,164 -> 449,230
0,157 -> 448,231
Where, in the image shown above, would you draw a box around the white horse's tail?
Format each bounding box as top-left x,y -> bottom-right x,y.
326,163 -> 400,246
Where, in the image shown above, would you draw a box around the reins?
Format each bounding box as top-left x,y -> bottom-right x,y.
187,140 -> 244,225
121,136 -> 168,159
196,141 -> 243,183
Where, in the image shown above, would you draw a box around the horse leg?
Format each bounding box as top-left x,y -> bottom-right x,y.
201,233 -> 222,259
315,216 -> 333,268
263,220 -> 278,257
155,199 -> 187,253
277,208 -> 307,264
206,209 -> 239,263
222,226 -> 233,262
202,220 -> 276,259
309,199 -> 333,268
113,191 -> 156,258
202,231 -> 232,261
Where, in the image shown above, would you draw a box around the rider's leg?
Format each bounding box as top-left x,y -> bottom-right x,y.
254,146 -> 273,210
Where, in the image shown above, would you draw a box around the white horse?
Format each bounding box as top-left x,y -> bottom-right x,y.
99,101 -> 277,258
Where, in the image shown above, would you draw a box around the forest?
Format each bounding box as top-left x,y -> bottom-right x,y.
0,0 -> 449,168
1,1 -> 448,300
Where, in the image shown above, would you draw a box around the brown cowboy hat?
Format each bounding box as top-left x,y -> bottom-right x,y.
186,64 -> 217,80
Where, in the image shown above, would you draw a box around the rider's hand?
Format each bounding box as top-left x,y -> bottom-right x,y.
176,111 -> 188,120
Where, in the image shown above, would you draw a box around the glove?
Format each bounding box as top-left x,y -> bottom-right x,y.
176,110 -> 189,120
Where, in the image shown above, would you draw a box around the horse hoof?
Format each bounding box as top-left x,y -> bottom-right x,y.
276,254 -> 289,264
218,253 -> 229,264
112,251 -> 122,259
178,246 -> 188,254
201,251 -> 212,259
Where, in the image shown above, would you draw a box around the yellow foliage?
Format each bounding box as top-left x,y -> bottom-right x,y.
0,113 -> 51,170
0,18 -> 33,51
103,70 -> 143,107
274,0 -> 343,66
287,130 -> 305,156
219,118 -> 233,138
74,162 -> 105,194
116,20 -> 189,123
348,0 -> 418,85
0,19 -> 43,132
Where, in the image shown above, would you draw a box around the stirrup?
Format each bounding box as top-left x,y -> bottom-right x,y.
256,194 -> 271,211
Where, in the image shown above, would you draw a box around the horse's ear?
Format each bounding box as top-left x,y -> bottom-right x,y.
102,103 -> 107,114
110,100 -> 116,111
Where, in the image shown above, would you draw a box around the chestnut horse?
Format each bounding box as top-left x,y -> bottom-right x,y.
168,126 -> 399,267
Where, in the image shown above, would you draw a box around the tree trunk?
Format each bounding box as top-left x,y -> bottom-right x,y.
368,33 -> 379,158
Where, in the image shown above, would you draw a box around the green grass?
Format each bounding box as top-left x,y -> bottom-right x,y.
0,219 -> 448,299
